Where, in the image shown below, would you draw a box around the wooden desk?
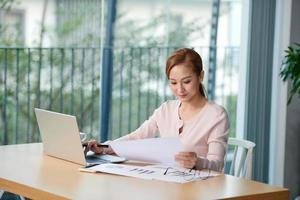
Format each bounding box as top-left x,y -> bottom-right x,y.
0,143 -> 289,200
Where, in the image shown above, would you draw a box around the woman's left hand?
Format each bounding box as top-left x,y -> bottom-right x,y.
175,152 -> 198,169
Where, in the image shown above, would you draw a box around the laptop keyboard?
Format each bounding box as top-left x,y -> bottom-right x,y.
86,154 -> 110,164
85,154 -> 126,164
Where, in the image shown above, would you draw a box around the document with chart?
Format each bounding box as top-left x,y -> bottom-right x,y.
80,163 -> 220,183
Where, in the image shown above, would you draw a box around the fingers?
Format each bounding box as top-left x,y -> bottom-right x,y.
86,140 -> 95,150
175,152 -> 197,169
177,160 -> 195,169
103,147 -> 115,155
83,140 -> 114,155
87,140 -> 103,154
175,152 -> 196,160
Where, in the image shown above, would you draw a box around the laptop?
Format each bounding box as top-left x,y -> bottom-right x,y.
34,108 -> 126,166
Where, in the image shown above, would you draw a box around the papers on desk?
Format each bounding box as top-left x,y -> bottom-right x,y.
80,137 -> 220,183
79,163 -> 220,183
109,137 -> 183,165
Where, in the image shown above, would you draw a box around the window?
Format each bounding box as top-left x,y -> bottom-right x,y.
0,9 -> 25,45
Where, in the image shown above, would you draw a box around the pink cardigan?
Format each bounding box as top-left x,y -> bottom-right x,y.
116,100 -> 230,172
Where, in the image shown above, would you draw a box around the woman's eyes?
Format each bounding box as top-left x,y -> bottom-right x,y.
170,80 -> 191,85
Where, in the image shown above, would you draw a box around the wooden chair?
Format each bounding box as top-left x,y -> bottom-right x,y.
225,137 -> 256,179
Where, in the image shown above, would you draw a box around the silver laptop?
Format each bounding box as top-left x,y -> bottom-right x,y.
34,108 -> 126,166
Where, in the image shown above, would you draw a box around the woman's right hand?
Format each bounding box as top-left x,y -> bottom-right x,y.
84,140 -> 115,155
87,140 -> 103,154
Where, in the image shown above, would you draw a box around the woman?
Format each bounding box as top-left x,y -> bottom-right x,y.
88,48 -> 229,172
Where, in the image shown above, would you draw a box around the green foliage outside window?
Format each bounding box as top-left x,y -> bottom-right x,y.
0,0 -> 238,144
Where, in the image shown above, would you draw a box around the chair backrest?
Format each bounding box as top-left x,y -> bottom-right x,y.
225,137 -> 256,179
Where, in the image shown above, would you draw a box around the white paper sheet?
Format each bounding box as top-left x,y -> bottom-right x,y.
81,163 -> 220,183
109,137 -> 183,165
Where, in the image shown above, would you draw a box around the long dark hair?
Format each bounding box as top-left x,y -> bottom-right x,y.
165,48 -> 206,97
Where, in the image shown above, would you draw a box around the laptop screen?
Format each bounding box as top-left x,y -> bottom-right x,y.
35,108 -> 86,165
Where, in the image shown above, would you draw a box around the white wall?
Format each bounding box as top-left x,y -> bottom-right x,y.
284,0 -> 300,198
269,1 -> 300,199
15,0 -> 56,46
